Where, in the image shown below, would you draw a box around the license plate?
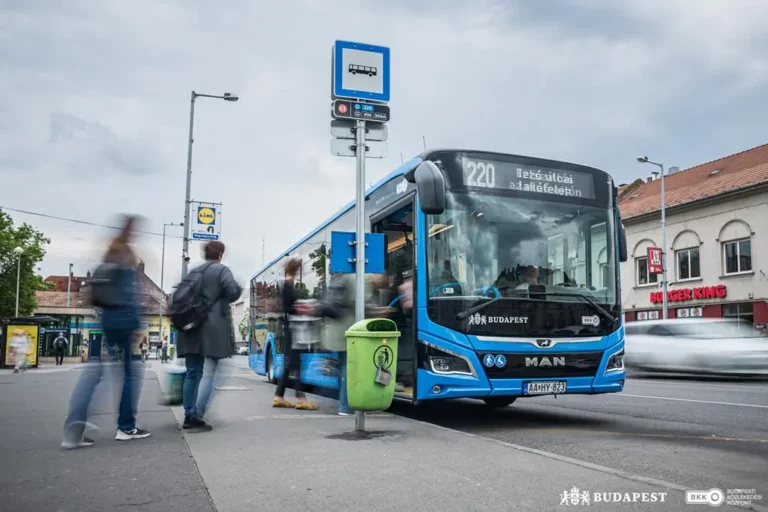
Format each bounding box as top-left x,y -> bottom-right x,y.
525,381 -> 567,395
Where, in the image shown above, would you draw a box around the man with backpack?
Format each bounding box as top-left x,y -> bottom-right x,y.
172,241 -> 242,432
53,333 -> 68,366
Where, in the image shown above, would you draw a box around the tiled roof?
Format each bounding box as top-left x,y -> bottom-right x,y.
36,291 -> 91,308
619,143 -> 768,219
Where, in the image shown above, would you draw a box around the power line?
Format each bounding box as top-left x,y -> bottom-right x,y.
0,205 -> 184,239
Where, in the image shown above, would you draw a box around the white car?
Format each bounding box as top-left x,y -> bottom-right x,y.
624,318 -> 768,376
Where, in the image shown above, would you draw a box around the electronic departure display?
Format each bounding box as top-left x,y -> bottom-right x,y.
460,157 -> 596,199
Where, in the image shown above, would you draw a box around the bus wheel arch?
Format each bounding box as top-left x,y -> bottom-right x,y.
266,347 -> 276,384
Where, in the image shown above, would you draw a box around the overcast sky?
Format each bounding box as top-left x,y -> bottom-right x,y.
1,0 -> 767,292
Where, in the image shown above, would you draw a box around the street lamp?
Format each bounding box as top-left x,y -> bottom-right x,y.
637,156 -> 668,320
181,90 -> 240,279
13,247 -> 23,317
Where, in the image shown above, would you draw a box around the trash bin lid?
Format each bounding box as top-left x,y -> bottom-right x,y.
345,318 -> 400,338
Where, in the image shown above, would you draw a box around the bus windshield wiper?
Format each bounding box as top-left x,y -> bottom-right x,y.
455,296 -> 527,321
544,292 -> 616,325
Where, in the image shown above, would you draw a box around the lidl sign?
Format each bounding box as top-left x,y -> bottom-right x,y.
191,201 -> 221,241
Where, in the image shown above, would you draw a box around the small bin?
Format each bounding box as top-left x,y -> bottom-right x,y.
345,318 -> 401,411
160,365 -> 186,406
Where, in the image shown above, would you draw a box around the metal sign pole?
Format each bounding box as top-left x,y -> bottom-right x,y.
354,118 -> 366,432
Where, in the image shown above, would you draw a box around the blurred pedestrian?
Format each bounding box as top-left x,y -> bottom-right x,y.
161,336 -> 169,363
10,329 -> 30,374
177,241 -> 243,431
139,337 -> 149,363
54,332 -> 68,366
61,215 -> 150,449
273,258 -> 318,410
295,272 -> 355,415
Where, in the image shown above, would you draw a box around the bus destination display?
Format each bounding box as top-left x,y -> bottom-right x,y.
461,157 -> 596,199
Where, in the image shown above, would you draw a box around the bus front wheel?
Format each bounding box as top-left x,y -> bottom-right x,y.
482,397 -> 516,408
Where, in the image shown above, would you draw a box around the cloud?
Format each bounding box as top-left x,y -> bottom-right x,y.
1,0 -> 767,290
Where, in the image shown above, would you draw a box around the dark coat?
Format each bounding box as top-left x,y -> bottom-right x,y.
177,262 -> 243,360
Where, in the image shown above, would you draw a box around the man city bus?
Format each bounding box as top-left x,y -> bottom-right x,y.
248,149 -> 629,407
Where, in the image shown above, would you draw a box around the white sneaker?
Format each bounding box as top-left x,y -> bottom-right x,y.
115,428 -> 151,441
61,436 -> 95,450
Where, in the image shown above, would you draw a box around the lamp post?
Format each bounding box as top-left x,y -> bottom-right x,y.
181,90 -> 239,279
637,156 -> 668,320
13,247 -> 23,317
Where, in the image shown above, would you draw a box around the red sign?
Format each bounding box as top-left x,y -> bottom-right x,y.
650,285 -> 726,304
647,247 -> 663,274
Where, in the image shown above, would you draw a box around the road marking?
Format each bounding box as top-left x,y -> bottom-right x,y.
508,427 -> 768,443
242,412 -> 393,421
629,379 -> 768,392
617,393 -> 768,409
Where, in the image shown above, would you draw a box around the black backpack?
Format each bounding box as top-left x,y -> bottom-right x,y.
169,263 -> 215,332
89,263 -> 123,309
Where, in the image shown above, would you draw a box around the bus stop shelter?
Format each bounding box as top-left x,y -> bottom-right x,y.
1,316 -> 59,369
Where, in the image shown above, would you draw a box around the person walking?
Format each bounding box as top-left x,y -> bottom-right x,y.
161,337 -> 169,363
272,258 -> 318,410
61,215 -> 150,449
139,337 -> 149,363
177,241 -> 243,431
53,333 -> 68,366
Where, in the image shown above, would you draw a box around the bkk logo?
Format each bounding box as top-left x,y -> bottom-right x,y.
467,314 -> 529,326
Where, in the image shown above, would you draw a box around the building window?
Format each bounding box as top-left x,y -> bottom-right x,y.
723,302 -> 754,334
676,248 -> 700,281
636,256 -> 658,286
723,239 -> 752,274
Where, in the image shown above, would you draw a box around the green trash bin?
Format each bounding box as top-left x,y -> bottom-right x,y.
159,365 -> 186,406
345,318 -> 401,411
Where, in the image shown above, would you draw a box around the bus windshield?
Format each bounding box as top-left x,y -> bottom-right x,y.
427,190 -> 620,337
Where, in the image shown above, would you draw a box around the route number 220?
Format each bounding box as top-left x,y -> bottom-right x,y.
464,160 -> 496,188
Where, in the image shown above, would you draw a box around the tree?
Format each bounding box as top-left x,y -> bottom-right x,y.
309,243 -> 328,296
238,312 -> 249,341
0,210 -> 51,318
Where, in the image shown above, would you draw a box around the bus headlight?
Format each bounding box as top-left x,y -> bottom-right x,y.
605,349 -> 624,373
423,343 -> 475,377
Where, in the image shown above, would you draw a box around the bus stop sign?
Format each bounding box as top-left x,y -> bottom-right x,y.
333,40 -> 390,103
329,231 -> 385,274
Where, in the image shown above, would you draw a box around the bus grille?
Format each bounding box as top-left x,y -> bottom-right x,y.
482,351 -> 604,379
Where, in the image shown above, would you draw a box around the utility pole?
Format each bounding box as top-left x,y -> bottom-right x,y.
66,263 -> 73,308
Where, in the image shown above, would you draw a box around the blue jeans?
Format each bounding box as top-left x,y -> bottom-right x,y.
196,357 -> 221,418
338,351 -> 353,414
183,354 -> 205,419
63,329 -> 142,439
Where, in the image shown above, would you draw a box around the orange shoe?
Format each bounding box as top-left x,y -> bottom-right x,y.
295,400 -> 318,410
273,397 -> 295,408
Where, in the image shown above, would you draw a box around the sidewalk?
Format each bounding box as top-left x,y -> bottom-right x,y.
0,362 -> 213,512
156,361 -> 714,512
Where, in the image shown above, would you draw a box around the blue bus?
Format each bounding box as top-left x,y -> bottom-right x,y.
248,149 -> 629,406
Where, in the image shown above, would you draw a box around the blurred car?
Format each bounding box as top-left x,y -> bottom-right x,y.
624,318 -> 768,376
236,345 -> 249,356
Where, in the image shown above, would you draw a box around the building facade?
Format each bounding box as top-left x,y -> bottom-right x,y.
619,144 -> 768,332
34,261 -> 172,361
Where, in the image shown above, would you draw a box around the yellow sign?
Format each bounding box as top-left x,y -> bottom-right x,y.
4,325 -> 39,367
197,207 -> 216,225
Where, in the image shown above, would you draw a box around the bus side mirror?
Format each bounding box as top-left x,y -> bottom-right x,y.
619,222 -> 628,262
409,161 -> 445,215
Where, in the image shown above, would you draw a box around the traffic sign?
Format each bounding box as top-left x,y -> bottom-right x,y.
328,231 -> 385,274
333,40 -> 390,103
330,120 -> 387,141
331,138 -> 388,159
190,201 -> 221,241
332,100 -> 390,123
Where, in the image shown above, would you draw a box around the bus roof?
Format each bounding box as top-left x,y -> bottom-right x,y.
250,155 -> 423,280
249,148 -> 611,281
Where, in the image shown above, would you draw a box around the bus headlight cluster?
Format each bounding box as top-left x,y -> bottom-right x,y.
605,349 -> 624,373
424,344 -> 474,376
